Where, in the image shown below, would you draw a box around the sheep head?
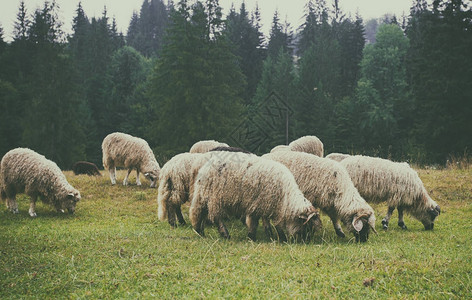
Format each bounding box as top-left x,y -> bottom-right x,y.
143,163 -> 160,188
351,211 -> 376,243
418,189 -> 440,230
56,190 -> 81,214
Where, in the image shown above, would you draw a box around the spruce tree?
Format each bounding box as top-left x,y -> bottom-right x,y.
148,0 -> 245,158
267,11 -> 293,58
407,0 -> 472,163
126,0 -> 169,57
21,1 -> 85,167
225,3 -> 265,104
349,23 -> 410,158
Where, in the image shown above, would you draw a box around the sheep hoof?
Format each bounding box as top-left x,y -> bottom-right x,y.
12,208 -> 19,214
398,222 -> 408,230
381,220 -> 389,230
248,232 -> 257,241
29,212 -> 37,217
335,230 -> 346,238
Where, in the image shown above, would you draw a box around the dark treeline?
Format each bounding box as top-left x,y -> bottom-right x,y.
0,0 -> 471,168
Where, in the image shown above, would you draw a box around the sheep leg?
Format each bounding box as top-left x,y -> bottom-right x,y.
109,166 -> 117,185
136,169 -> 142,186
28,195 -> 38,217
175,205 -> 186,226
330,215 -> 345,238
189,203 -> 207,237
275,225 -> 287,243
246,215 -> 259,241
123,169 -> 132,186
382,207 -> 395,230
167,205 -> 177,228
216,218 -> 230,239
262,218 -> 273,239
7,195 -> 18,214
397,207 -> 408,230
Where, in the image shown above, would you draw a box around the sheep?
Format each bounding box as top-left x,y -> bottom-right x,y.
0,148 -> 81,217
339,155 -> 441,230
102,132 -> 160,187
157,152 -> 208,227
326,153 -> 351,162
158,149 -> 255,227
72,161 -> 101,176
263,151 -> 377,242
288,135 -> 324,157
270,145 -> 290,153
189,140 -> 229,153
189,152 -> 321,241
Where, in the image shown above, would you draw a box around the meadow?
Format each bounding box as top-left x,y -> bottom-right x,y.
1,168 -> 471,299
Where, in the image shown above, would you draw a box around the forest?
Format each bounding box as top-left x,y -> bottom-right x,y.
0,0 -> 471,168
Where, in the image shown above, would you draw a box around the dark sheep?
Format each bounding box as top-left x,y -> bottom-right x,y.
72,161 -> 102,176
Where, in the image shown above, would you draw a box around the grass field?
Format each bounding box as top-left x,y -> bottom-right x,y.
1,168 -> 471,298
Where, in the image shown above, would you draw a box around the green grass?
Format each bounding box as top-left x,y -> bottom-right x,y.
1,169 -> 471,299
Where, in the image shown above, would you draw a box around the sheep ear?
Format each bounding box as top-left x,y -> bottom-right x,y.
352,216 -> 364,232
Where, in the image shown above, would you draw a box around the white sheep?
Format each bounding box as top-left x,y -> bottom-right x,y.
340,155 -> 441,230
288,135 -> 324,157
263,151 -> 376,242
157,152 -> 207,227
189,140 -> 229,153
0,148 -> 81,217
325,152 -> 350,162
158,150 -> 255,227
102,132 -> 160,187
190,152 -> 321,241
270,145 -> 290,153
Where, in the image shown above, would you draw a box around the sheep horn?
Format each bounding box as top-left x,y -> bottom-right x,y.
368,215 -> 378,234
303,212 -> 318,225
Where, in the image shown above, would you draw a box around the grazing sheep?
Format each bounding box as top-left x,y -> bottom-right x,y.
189,140 -> 229,153
72,161 -> 101,176
0,148 -> 81,217
288,135 -> 324,157
340,155 -> 440,230
102,132 -> 160,187
264,151 -> 376,242
190,153 -> 321,241
270,145 -> 290,153
326,153 -> 350,162
158,149 -> 255,227
157,152 -> 208,227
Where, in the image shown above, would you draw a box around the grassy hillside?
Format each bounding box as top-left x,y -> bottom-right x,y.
1,168 -> 471,298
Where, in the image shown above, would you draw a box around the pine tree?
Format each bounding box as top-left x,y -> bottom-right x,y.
225,3 -> 265,104
350,23 -> 411,158
68,5 -> 125,163
21,1 -> 85,167
126,0 -> 169,57
0,25 -> 6,54
407,0 -> 472,163
148,0 -> 245,158
250,49 -> 297,152
105,46 -> 152,135
267,11 -> 293,58
13,1 -> 29,41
